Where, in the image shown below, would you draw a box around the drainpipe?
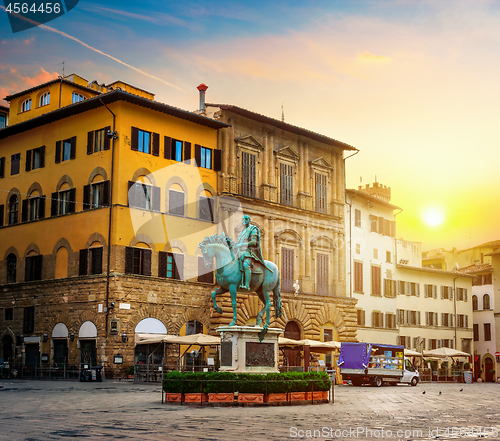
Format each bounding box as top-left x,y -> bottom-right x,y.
453,276 -> 459,350
343,149 -> 359,298
99,98 -> 118,335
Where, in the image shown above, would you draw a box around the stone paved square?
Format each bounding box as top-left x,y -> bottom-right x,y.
1,380 -> 499,440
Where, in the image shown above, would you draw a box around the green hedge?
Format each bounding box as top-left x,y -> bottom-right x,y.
163,371 -> 331,394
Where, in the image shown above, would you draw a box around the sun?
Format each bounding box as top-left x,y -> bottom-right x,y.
422,207 -> 445,227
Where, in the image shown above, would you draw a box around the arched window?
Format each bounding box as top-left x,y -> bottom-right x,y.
9,195 -> 18,225
6,253 -> 16,283
39,92 -> 50,107
472,295 -> 478,311
483,294 -> 490,310
169,184 -> 185,216
72,92 -> 86,103
21,98 -> 31,112
185,320 -> 203,336
199,191 -> 214,222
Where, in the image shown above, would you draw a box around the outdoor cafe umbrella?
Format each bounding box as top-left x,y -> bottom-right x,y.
423,347 -> 470,358
404,349 -> 424,357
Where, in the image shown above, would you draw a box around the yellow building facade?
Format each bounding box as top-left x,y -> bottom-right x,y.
0,75 -> 226,377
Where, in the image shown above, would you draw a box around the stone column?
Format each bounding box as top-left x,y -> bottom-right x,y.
338,232 -> 346,296
228,119 -> 236,176
304,143 -> 310,194
268,132 -> 275,189
298,142 -> 304,194
332,231 -> 339,295
336,153 -> 343,205
299,223 -> 307,280
304,223 -> 311,278
262,133 -> 268,186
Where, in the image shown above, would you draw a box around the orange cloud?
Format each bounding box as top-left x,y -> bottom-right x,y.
357,51 -> 391,63
0,68 -> 59,105
23,36 -> 35,45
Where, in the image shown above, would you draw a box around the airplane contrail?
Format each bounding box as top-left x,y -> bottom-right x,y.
1,6 -> 184,92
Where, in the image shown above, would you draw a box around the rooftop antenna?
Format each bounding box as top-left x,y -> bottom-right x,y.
375,174 -> 377,183
58,61 -> 65,78
281,103 -> 285,122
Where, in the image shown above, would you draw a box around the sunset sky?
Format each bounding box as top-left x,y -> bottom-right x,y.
1,0 -> 499,251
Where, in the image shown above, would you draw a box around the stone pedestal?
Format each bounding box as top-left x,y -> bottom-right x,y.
217,326 -> 283,373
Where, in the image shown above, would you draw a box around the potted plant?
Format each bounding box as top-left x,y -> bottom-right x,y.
236,373 -> 265,403
206,371 -> 234,403
126,365 -> 134,379
183,372 -> 209,403
163,371 -> 184,402
265,373 -> 289,403
490,369 -> 495,382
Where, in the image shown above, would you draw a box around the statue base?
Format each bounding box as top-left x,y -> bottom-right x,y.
216,326 -> 283,373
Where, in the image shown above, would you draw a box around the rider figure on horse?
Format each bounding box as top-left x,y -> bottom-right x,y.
233,215 -> 272,290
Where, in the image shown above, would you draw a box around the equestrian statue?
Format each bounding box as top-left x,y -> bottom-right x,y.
199,215 -> 282,341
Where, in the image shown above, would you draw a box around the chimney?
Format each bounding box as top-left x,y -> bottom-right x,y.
197,83 -> 208,115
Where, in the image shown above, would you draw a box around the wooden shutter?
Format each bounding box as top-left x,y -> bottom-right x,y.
51,192 -> 58,216
449,287 -> 453,300
79,249 -> 88,275
92,247 -> 103,274
164,136 -> 172,159
281,248 -> 294,292
280,163 -> 293,206
21,199 -> 28,222
131,127 -> 139,151
369,215 -> 377,232
102,181 -> 110,207
173,253 -> 184,280
25,149 -> 32,171
35,255 -> 43,280
354,261 -> 363,292
128,181 -> 136,207
103,126 -> 111,150
25,256 -> 33,281
152,186 -> 161,211
372,266 -> 381,295
316,253 -> 328,295
242,152 -> 256,197
152,132 -> 160,156
169,190 -> 184,215
390,221 -> 396,237
40,146 -> 45,168
213,149 -> 222,171
378,217 -> 384,234
184,142 -> 191,163
70,136 -> 77,159
125,247 -> 134,274
68,188 -> 76,213
55,141 -> 61,163
142,249 -> 152,276
464,288 -> 467,302
83,185 -> 91,210
315,173 -> 327,213
0,204 -> 4,226
424,284 -> 428,298
87,131 -> 94,154
417,311 -> 421,325
0,157 -> 4,178
158,251 -> 167,278
195,144 -> 202,166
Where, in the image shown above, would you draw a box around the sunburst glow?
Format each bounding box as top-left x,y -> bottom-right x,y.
422,207 -> 445,227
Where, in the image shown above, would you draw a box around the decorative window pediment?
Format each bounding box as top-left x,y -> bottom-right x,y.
309,157 -> 333,173
274,146 -> 299,164
235,135 -> 264,153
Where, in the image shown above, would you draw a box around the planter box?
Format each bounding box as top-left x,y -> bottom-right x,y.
265,393 -> 288,403
184,393 -> 208,403
208,393 -> 234,403
288,392 -> 306,401
238,393 -> 264,403
165,393 -> 182,402
305,391 -> 327,400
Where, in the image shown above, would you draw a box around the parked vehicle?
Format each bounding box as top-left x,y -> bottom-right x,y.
338,342 -> 419,387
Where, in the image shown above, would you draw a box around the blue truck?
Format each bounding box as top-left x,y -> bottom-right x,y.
338,342 -> 419,387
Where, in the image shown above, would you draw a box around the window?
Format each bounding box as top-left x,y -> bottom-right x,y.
197,145 -> 212,169
0,114 -> 6,129
9,195 -> 18,224
87,128 -> 111,154
5,308 -> 13,321
26,195 -> 45,221
199,195 -> 214,222
315,173 -> 327,213
373,249 -> 378,259
456,288 -> 467,301
79,247 -> 103,275
39,92 -> 50,107
441,313 -> 452,327
280,163 -> 294,206
241,151 -> 256,198
173,139 -> 182,161
484,323 -> 491,341
372,311 -> 383,328
424,284 -> 437,298
316,253 -> 329,295
55,137 -> 76,163
484,273 -> 492,284
398,280 -> 406,295
354,261 -> 363,293
473,324 -> 479,341
386,251 -> 391,263
128,181 -> 160,211
94,128 -> 107,152
198,256 -> 213,284
186,320 -> 203,335
441,286 -> 453,300
21,98 -> 31,112
130,127 -> 158,155
354,209 -> 361,228
159,251 -> 183,280
51,188 -> 75,216
355,243 -> 361,254
72,92 -> 86,103
428,339 -> 437,350
457,314 -> 468,328
91,182 -> 104,208
472,295 -> 478,311
281,248 -> 294,292
409,282 -> 419,296
426,311 -> 438,326
23,306 -> 35,334
25,255 -> 43,281
371,265 -> 381,296
384,279 -> 396,298
31,146 -> 45,170
83,181 -> 109,210
125,247 -> 152,276
385,313 -> 397,329
169,189 -> 185,215
11,153 -> 20,175
357,309 -> 365,326
483,294 -> 490,310
369,215 -> 378,232
6,253 -> 16,283
0,156 -> 4,178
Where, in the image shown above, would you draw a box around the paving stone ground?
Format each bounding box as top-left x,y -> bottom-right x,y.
0,380 -> 499,441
